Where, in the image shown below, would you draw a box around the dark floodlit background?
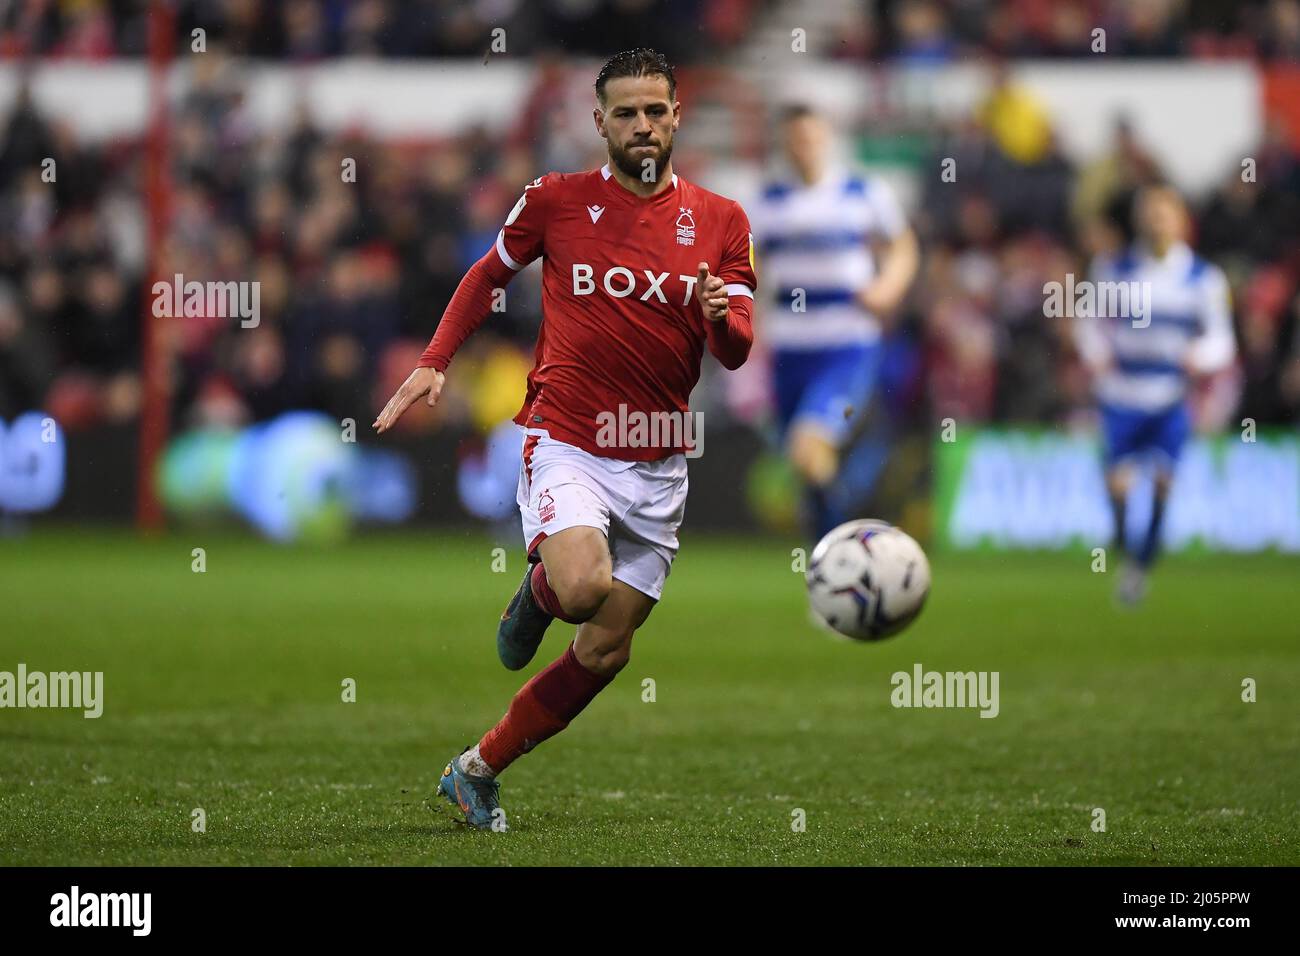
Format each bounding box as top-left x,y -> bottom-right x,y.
1,0 -> 1298,550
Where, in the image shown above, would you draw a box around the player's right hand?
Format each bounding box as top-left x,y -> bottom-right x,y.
695,262 -> 729,322
373,366 -> 445,434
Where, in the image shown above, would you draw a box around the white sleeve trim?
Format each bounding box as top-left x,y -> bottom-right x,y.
724,283 -> 754,298
495,230 -> 524,271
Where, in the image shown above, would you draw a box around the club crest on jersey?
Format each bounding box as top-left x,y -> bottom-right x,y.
675,207 -> 695,246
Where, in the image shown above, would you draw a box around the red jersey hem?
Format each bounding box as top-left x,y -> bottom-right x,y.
512,412 -> 691,461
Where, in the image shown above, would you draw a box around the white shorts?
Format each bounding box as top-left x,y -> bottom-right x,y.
517,430 -> 689,601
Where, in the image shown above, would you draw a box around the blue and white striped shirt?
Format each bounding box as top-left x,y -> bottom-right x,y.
750,168 -> 907,349
1075,242 -> 1235,412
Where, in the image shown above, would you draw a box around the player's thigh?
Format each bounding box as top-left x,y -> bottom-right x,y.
610,459 -> 687,604
773,351 -> 847,482
1151,405 -> 1190,489
519,437 -> 616,602
1101,407 -> 1141,488
537,526 -> 613,610
771,348 -> 814,436
787,347 -> 876,452
573,579 -> 656,675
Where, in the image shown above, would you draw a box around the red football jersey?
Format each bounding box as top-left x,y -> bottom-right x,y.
494,164 -> 758,460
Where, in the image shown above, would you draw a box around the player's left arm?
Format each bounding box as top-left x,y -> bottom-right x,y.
698,200 -> 758,370
857,179 -> 919,321
1186,265 -> 1236,376
859,229 -> 919,319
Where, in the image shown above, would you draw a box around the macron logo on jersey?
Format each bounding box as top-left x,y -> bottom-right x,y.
572,263 -> 700,305
587,205 -> 605,223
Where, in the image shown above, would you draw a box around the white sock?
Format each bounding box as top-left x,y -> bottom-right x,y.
459,745 -> 496,778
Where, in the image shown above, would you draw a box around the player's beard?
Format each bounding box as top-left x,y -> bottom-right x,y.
608,135 -> 674,184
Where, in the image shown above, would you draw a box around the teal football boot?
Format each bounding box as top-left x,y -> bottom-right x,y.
496,563 -> 554,671
437,751 -> 505,831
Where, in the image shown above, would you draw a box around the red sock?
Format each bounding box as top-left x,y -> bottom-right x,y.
478,642 -> 613,773
529,562 -> 589,624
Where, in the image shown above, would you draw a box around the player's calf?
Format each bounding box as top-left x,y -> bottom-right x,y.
574,580 -> 656,676
479,582 -> 655,781
1105,466 -> 1132,556
1135,475 -> 1173,570
476,640 -> 619,777
575,622 -> 633,676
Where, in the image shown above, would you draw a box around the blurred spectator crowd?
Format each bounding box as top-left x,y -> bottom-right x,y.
835,0 -> 1300,63
2,28 -> 1300,446
0,0 -> 752,60
911,70 -> 1300,431
0,51 -> 562,434
3,0 -> 1300,63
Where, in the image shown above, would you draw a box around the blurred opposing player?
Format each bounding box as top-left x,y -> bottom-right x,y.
372,49 -> 756,829
751,105 -> 918,538
1074,185 -> 1236,605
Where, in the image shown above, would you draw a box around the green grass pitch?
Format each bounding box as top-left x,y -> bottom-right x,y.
0,530 -> 1296,866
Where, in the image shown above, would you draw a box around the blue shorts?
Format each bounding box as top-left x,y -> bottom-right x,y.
1101,403 -> 1190,471
773,344 -> 881,446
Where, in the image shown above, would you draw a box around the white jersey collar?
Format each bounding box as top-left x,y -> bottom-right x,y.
1138,240 -> 1193,272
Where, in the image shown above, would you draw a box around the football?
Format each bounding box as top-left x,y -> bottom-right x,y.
806,519 -> 931,641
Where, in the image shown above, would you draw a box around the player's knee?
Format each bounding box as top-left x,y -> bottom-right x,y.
1105,470 -> 1129,500
789,432 -> 837,487
552,566 -> 612,621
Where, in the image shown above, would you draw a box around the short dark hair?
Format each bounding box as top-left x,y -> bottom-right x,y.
781,103 -> 818,124
595,48 -> 676,104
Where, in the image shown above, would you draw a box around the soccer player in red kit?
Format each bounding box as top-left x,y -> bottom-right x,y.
372,49 -> 757,830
